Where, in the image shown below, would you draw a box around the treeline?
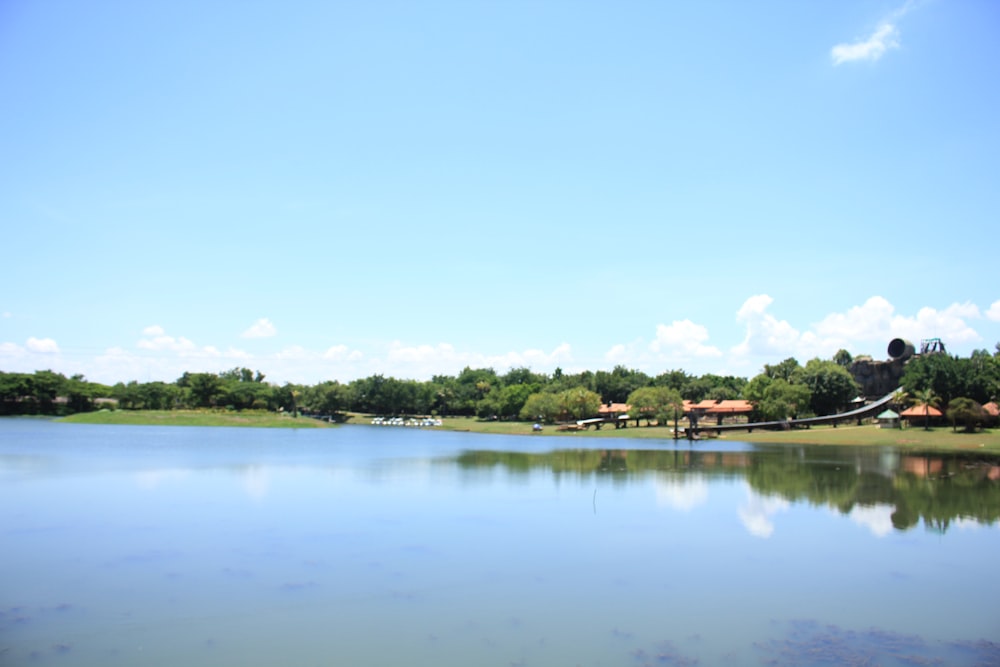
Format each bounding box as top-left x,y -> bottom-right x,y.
2,346 -> 998,424
0,364 -> 750,419
455,448 -> 1000,531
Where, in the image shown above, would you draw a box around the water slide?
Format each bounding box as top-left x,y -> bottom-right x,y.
698,388 -> 900,434
698,337 -> 918,434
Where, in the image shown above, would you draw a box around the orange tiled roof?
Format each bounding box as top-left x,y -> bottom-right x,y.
983,402 -> 999,417
598,403 -> 630,414
900,404 -> 943,418
706,399 -> 753,414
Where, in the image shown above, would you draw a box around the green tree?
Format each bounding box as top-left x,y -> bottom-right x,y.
746,376 -> 811,421
428,376 -> 460,415
652,369 -> 691,392
141,381 -> 181,410
455,367 -> 498,415
0,372 -> 33,414
63,374 -> 95,413
626,386 -> 662,426
32,370 -> 66,414
178,372 -> 224,408
800,358 -> 859,417
833,349 -> 853,367
593,366 -> 650,404
490,383 -> 539,420
946,397 -> 985,433
901,354 -> 961,406
304,381 -> 347,417
763,357 -> 803,382
892,388 -> 909,411
519,392 -> 561,423
910,387 -> 941,431
682,376 -> 714,402
558,388 -> 601,421
962,350 -> 1000,404
655,388 -> 685,439
501,367 -> 547,387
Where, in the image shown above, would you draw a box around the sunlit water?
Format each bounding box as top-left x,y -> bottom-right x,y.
2,418 -> 999,666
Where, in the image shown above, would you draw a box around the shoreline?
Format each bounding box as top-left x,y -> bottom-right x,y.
357,414 -> 1000,453
52,410 -> 1000,453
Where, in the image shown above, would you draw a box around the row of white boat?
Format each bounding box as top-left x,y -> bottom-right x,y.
370,416 -> 443,427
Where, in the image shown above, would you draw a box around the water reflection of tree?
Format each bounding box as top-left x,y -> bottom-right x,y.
451,448 -> 1000,532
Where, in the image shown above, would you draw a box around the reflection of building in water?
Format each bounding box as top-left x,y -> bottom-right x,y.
900,456 -> 943,478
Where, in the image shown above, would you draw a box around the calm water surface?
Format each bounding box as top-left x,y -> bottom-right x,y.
2,418 -> 999,666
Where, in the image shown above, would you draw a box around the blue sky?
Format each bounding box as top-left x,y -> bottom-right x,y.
2,0 -> 998,385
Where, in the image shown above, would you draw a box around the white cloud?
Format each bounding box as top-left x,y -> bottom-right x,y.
276,345 -> 312,361
831,2 -> 920,66
138,331 -> 197,353
605,343 -> 628,364
26,337 -> 60,354
731,295 -> 983,366
241,467 -> 270,501
380,340 -> 572,379
387,341 -> 456,364
832,22 -> 900,65
0,341 -> 25,358
134,325 -> 254,368
604,318 -> 720,373
731,294 -> 820,359
738,488 -> 790,539
903,303 -> 981,344
324,344 -> 363,362
655,475 -> 709,511
492,343 -> 572,369
816,299 -> 981,347
813,296 -> 896,343
846,504 -> 894,537
241,318 -> 277,339
650,320 -> 722,358
984,300 -> 1000,322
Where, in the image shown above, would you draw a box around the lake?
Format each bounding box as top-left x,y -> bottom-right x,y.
2,418 -> 999,666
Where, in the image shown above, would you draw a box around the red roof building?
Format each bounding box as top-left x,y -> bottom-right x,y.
900,404 -> 943,418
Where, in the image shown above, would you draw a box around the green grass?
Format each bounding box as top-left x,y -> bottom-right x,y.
59,410 -> 1000,452
718,422 -> 1000,451
60,409 -> 332,428
349,414 -> 1000,453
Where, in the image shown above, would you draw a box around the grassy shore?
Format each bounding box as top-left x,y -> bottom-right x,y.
60,409 -> 332,428
352,414 -> 1000,453
56,410 -> 1000,452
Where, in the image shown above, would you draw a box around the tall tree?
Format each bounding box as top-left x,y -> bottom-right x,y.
833,349 -> 853,367
763,357 -> 802,383
901,354 -> 961,406
946,397 -> 985,433
519,392 -> 561,423
800,358 -> 859,416
910,387 -> 941,431
558,388 -> 601,421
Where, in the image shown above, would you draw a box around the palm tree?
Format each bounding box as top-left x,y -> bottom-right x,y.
911,387 -> 941,431
892,388 -> 909,410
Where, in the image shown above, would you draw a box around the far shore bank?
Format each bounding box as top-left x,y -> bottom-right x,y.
51,410 -> 1000,453
354,413 -> 1000,453
59,409 -> 331,428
